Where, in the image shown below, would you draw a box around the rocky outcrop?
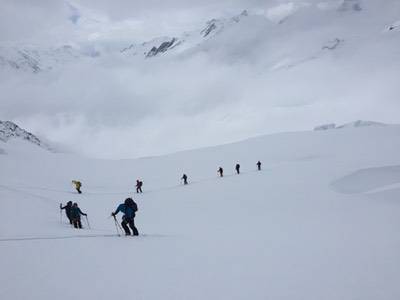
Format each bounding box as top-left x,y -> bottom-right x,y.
314,123 -> 337,131
201,20 -> 219,37
146,38 -> 179,57
314,120 -> 386,131
322,38 -> 343,50
0,45 -> 85,73
338,0 -> 362,12
0,121 -> 51,150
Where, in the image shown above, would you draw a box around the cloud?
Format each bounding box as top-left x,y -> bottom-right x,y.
2,39 -> 399,159
0,0 -> 67,43
0,0 -> 399,158
67,3 -> 81,24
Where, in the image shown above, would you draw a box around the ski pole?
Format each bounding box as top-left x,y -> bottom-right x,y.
85,215 -> 91,229
116,217 -> 124,232
60,204 -> 62,223
113,215 -> 121,236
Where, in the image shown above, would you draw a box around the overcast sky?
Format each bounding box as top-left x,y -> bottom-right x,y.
0,0 -> 278,45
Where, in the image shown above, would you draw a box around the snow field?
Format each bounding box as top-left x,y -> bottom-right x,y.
1,125 -> 400,299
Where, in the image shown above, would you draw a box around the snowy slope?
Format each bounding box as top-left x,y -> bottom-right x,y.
120,10 -> 250,58
1,124 -> 400,299
0,45 -> 88,73
3,1 -> 399,68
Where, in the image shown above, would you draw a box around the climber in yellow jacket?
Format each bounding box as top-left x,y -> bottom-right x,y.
72,180 -> 82,194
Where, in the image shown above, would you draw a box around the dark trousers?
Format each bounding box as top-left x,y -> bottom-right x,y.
183,179 -> 188,185
73,218 -> 82,229
122,217 -> 139,236
258,166 -> 261,171
236,169 -> 240,174
65,212 -> 73,225
76,187 -> 82,194
136,187 -> 142,193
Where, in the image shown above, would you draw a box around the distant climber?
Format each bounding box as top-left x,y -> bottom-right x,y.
218,167 -> 224,177
60,201 -> 73,224
181,174 -> 188,185
235,163 -> 240,174
72,180 -> 82,194
111,198 -> 139,236
70,203 -> 87,229
136,180 -> 143,193
257,161 -> 262,171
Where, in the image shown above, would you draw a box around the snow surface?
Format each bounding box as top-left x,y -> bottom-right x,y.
1,125 -> 400,299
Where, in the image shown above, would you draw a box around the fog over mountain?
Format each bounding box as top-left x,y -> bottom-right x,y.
1,0 -> 399,158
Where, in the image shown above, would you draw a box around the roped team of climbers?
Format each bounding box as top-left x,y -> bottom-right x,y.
60,201 -> 87,229
62,161 -> 262,235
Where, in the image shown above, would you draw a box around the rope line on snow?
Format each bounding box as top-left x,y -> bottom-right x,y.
0,169 -> 265,198
0,233 -> 171,242
0,184 -> 55,204
0,169 -> 266,240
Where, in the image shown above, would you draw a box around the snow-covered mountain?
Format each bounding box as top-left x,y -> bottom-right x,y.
4,0 -> 398,70
0,1 -> 399,70
0,45 -> 91,73
0,120 -> 51,151
119,10 -> 249,58
1,0 -> 398,71
0,10 -> 250,70
121,36 -> 181,57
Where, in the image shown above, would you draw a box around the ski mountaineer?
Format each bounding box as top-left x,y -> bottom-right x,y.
257,161 -> 262,171
218,167 -> 224,177
136,180 -> 143,193
70,203 -> 87,229
111,198 -> 139,236
181,174 -> 188,185
235,163 -> 240,174
60,201 -> 73,224
72,180 -> 82,194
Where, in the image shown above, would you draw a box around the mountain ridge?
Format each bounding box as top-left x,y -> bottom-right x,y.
0,1 -> 398,73
0,120 -> 52,151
